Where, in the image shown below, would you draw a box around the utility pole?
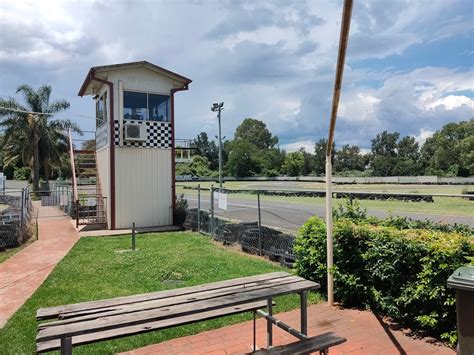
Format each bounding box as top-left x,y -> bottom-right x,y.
211,102 -> 224,188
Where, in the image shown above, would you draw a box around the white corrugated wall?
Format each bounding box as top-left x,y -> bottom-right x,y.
96,148 -> 111,228
114,148 -> 172,229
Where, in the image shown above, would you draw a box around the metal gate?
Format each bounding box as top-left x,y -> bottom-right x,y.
31,184 -> 74,219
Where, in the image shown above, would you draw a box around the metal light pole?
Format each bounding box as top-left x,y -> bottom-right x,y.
211,102 -> 224,188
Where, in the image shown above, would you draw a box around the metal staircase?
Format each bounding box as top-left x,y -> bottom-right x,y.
69,131 -> 107,227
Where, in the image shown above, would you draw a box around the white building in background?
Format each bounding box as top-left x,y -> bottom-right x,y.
78,61 -> 192,229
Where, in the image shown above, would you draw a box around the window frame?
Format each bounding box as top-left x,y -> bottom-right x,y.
122,89 -> 171,123
96,92 -> 107,128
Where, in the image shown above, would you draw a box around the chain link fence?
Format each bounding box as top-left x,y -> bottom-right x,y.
183,185 -> 474,266
0,186 -> 33,251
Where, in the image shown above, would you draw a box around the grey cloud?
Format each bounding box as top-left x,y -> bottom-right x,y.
0,0 -> 472,150
204,7 -> 276,40
204,2 -> 324,41
210,40 -> 302,84
294,40 -> 318,56
348,0 -> 472,60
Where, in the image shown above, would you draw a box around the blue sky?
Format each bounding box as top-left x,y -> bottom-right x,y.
0,0 -> 473,152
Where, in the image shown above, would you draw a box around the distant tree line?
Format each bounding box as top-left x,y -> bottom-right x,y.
177,117 -> 473,178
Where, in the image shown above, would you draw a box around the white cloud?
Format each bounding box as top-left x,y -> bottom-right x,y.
414,128 -> 435,146
339,93 -> 381,122
328,67 -> 474,146
281,140 -> 314,153
425,95 -> 474,110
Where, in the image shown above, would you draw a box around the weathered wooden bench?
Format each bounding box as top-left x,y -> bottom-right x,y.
36,272 -> 324,354
249,332 -> 346,355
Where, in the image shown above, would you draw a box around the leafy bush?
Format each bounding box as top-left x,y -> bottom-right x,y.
14,167 -> 31,181
173,194 -> 188,226
378,216 -> 473,237
333,199 -> 473,237
294,217 -> 473,344
333,198 -> 368,222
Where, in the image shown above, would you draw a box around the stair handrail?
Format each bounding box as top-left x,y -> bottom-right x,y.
68,129 -> 78,202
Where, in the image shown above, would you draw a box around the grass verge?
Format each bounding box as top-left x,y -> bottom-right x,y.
0,231 -> 320,354
0,246 -> 24,264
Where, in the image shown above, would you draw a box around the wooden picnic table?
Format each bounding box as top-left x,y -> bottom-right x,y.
36,271 -> 320,354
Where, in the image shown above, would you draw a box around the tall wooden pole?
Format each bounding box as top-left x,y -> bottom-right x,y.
326,0 -> 353,307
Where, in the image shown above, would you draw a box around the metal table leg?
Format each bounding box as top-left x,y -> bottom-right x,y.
60,337 -> 72,355
267,297 -> 273,348
253,310 -> 257,352
300,291 -> 308,336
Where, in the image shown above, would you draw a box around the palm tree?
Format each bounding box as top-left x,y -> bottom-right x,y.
0,85 -> 81,191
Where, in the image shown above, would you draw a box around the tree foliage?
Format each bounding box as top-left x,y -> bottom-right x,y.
281,151 -> 305,176
192,132 -> 219,170
314,138 -> 335,175
185,117 -> 473,178
226,140 -> 261,177
0,85 -> 81,189
176,155 -> 217,177
234,118 -> 278,150
370,131 -> 423,176
226,118 -> 282,177
334,144 -> 365,173
421,118 -> 473,177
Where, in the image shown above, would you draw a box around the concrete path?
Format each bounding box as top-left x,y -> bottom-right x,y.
123,303 -> 455,355
0,218 -> 79,328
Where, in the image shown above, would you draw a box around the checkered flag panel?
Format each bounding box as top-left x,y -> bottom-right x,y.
114,120 -> 172,148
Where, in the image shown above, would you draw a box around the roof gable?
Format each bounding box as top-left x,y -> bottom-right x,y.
78,61 -> 191,96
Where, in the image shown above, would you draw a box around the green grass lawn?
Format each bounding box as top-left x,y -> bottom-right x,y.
0,246 -> 24,264
0,232 -> 320,354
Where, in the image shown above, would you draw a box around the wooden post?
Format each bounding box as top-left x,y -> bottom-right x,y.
326,159 -> 334,307
325,0 -> 353,308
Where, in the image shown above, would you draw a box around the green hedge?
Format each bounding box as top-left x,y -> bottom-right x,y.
294,217 -> 473,345
13,166 -> 31,181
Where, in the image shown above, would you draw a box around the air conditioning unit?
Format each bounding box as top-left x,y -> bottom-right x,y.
124,122 -> 146,141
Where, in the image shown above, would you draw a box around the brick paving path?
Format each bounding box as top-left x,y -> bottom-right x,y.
122,303 -> 455,355
0,218 -> 79,328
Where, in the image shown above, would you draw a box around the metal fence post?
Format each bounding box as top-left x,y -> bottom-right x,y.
132,222 -> 136,251
257,190 -> 262,255
76,199 -> 79,228
20,188 -> 25,229
210,186 -> 215,236
197,184 -> 201,232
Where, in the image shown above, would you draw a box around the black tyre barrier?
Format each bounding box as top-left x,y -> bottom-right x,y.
183,209 -> 296,266
182,187 -> 434,203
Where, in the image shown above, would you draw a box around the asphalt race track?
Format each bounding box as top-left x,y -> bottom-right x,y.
185,194 -> 474,233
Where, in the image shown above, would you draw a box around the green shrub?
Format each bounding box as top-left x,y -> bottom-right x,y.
14,167 -> 31,180
379,216 -> 473,237
333,198 -> 368,222
294,217 -> 473,344
173,194 -> 188,226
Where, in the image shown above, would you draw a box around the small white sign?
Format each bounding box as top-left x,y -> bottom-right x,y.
218,192 -> 227,210
86,197 -> 96,207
